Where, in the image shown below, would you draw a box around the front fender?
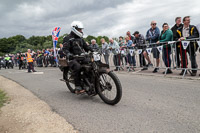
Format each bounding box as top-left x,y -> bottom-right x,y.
98,68 -> 112,74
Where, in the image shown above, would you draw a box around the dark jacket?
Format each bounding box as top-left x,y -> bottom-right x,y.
63,32 -> 92,55
89,43 -> 99,52
171,23 -> 183,41
175,25 -> 199,50
133,34 -> 146,49
146,27 -> 160,43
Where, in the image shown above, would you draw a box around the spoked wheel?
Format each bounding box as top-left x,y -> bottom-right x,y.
97,71 -> 122,105
63,69 -> 76,93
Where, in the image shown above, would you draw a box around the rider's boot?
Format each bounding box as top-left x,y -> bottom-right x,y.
75,86 -> 85,94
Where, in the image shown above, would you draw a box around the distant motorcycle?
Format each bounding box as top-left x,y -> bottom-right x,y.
6,59 -> 14,69
0,59 -> 6,69
60,52 -> 122,105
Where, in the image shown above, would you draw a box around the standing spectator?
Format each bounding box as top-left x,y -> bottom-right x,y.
18,52 -> 23,69
14,54 -> 18,67
26,49 -> 36,73
171,17 -> 183,68
146,21 -> 160,73
32,51 -> 37,67
134,31 -> 153,70
43,49 -> 50,67
118,36 -> 124,46
49,49 -> 56,67
133,31 -> 146,67
175,16 -> 199,76
125,36 -> 136,69
11,54 -> 15,65
119,36 -> 128,66
157,23 -> 173,74
100,38 -> 110,65
126,31 -> 134,41
18,52 -> 23,70
58,44 -> 65,58
37,50 -> 43,67
108,38 -> 120,71
90,39 -> 99,52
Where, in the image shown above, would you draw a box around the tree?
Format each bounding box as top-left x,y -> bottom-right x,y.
84,35 -> 96,44
10,35 -> 26,43
0,38 -> 9,53
0,34 -> 110,55
27,36 -> 46,46
7,37 -> 17,52
14,42 -> 34,53
43,41 -> 53,49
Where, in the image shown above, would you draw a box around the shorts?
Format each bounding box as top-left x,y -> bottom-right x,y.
152,47 -> 160,59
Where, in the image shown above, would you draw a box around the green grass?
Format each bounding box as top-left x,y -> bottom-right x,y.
0,89 -> 8,108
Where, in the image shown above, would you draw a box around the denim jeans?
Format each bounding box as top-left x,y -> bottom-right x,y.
127,54 -> 136,66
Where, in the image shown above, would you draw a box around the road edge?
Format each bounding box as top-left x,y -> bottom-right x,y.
0,75 -> 78,133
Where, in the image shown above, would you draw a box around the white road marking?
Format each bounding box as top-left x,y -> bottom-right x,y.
32,72 -> 44,74
132,70 -> 142,73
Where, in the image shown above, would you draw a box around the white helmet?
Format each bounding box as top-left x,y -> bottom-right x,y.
71,21 -> 84,38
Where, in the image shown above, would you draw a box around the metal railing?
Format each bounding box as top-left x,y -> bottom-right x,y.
100,38 -> 200,78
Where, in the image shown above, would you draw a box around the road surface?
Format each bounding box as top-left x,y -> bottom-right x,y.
0,67 -> 200,133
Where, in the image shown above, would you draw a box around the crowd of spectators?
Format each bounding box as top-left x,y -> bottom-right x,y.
84,16 -> 200,76
0,48 -> 59,70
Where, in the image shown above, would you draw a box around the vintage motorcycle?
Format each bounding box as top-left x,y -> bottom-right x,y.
59,52 -> 122,105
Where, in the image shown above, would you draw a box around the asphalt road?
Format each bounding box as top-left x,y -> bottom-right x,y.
0,67 -> 200,133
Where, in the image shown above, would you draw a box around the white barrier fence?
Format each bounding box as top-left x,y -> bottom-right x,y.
100,38 -> 200,77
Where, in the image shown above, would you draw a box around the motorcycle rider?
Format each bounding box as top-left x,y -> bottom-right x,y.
62,21 -> 93,94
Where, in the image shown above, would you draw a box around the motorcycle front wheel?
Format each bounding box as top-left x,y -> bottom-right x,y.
63,69 -> 76,93
97,71 -> 122,105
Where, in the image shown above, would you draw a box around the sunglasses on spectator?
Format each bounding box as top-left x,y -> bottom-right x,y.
151,23 -> 157,25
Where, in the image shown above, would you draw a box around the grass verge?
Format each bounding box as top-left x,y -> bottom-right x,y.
0,89 -> 8,108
